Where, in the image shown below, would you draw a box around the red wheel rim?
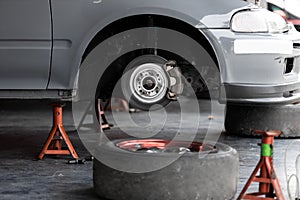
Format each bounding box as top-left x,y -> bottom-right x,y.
116,139 -> 217,153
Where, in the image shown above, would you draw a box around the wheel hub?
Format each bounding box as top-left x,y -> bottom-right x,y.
130,62 -> 169,104
142,76 -> 156,91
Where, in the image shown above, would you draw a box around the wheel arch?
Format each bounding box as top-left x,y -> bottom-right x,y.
81,14 -> 219,67
77,14 -> 221,101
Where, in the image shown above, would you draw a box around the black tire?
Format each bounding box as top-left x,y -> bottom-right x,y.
93,139 -> 239,200
225,103 -> 300,137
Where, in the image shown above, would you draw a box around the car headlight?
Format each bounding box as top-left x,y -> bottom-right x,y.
231,9 -> 288,33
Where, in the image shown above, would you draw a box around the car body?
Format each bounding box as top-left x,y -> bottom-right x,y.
1,0 -> 300,108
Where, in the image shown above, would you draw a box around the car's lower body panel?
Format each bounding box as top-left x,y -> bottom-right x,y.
220,82 -> 300,104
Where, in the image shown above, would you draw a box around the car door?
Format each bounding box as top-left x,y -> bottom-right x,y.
0,0 -> 51,89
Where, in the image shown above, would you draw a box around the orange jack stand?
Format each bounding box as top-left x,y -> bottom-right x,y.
38,103 -> 79,160
97,99 -> 110,132
76,99 -> 110,132
237,130 -> 284,200
104,98 -> 129,112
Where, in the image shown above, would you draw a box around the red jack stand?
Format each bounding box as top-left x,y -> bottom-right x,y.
104,98 -> 129,112
97,99 -> 110,132
237,130 -> 284,200
38,103 -> 79,160
76,99 -> 110,132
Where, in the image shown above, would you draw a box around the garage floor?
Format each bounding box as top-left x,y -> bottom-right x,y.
0,100 -> 299,199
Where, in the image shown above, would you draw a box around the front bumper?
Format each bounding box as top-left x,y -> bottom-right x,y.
205,28 -> 300,105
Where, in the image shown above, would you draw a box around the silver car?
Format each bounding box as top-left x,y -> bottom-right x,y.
1,0 -> 300,110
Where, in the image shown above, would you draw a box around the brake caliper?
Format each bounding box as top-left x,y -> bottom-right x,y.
164,60 -> 183,100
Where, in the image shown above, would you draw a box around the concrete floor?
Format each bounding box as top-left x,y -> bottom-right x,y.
0,100 -> 98,200
0,100 -> 299,199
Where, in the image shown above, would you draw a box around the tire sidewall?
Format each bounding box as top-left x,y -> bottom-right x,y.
93,139 -> 239,200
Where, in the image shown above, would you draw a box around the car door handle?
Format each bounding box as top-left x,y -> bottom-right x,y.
93,0 -> 102,4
